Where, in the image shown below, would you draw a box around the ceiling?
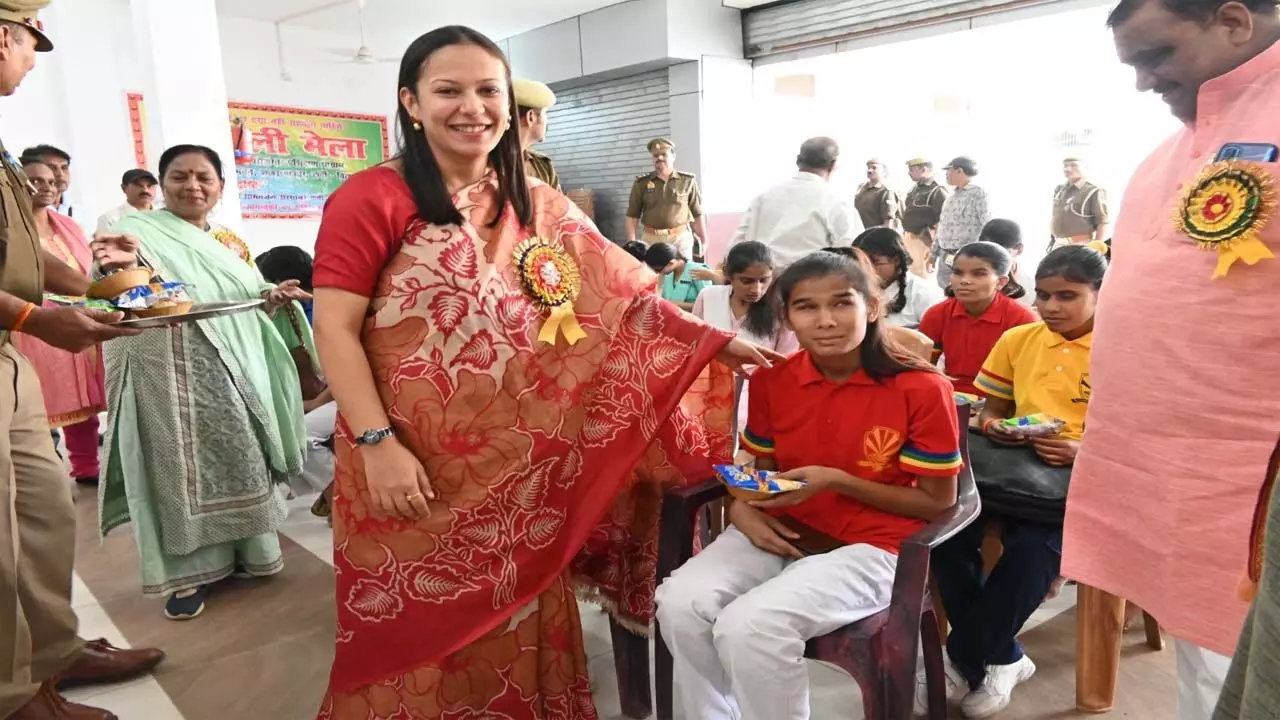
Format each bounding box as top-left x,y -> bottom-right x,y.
214,0 -> 635,47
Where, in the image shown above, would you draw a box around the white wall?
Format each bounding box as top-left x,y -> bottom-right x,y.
0,6 -> 398,256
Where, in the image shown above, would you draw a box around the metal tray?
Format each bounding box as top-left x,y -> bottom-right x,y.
110,299 -> 265,329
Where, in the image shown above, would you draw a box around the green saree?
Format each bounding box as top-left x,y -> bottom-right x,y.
100,210 -> 312,596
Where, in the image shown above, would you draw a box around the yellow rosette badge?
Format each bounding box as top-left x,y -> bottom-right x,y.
1175,161 -> 1277,279
514,237 -> 587,346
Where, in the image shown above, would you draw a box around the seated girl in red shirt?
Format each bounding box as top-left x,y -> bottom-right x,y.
656,250 -> 963,720
918,242 -> 1038,394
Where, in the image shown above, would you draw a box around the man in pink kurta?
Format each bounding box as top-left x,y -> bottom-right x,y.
1065,2 -> 1280,718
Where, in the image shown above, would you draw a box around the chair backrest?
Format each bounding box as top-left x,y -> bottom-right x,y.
887,326 -> 933,362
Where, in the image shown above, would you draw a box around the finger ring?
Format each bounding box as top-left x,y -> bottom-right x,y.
405,492 -> 423,501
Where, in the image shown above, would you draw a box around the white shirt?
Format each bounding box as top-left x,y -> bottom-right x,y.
96,203 -> 141,234
882,272 -> 945,328
729,172 -> 863,266
693,285 -> 799,435
1011,261 -> 1037,309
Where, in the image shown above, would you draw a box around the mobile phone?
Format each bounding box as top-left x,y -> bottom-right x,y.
1215,143 -> 1279,162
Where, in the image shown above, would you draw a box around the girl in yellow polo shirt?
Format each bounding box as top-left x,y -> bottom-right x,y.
918,244 -> 1107,719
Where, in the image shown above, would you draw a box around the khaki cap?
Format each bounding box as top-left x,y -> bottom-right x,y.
512,78 -> 555,110
647,137 -> 675,153
0,1 -> 52,52
906,157 -> 931,168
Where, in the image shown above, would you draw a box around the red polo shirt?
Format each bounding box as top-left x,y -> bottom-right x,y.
917,294 -> 1037,394
740,352 -> 963,553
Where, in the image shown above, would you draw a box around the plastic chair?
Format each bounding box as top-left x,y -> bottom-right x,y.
649,401 -> 980,719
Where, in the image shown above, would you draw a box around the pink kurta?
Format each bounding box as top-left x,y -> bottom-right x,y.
1063,40 -> 1280,657
13,211 -> 106,427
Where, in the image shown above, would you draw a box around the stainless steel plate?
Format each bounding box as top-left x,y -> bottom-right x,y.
110,299 -> 265,329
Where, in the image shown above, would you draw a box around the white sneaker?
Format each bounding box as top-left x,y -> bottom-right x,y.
961,655 -> 1037,718
913,652 -> 968,716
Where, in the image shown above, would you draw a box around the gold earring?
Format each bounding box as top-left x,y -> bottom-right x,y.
411,118 -> 422,130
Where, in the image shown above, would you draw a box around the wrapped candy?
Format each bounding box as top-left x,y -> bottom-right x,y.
714,464 -> 806,497
112,282 -> 191,310
998,413 -> 1065,438
44,294 -> 120,313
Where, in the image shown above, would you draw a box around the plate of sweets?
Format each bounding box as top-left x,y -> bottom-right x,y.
51,269 -> 264,329
714,464 -> 807,502
996,413 -> 1065,439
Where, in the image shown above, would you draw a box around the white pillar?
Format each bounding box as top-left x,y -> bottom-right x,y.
129,0 -> 242,230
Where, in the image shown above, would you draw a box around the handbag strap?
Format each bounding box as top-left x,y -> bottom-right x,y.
283,302 -> 304,343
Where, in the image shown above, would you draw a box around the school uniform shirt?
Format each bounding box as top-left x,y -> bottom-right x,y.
974,322 -> 1091,440
917,294 -> 1038,395
740,352 -> 963,553
882,272 -> 945,328
1010,262 -> 1037,309
693,285 -> 800,433
660,261 -> 711,305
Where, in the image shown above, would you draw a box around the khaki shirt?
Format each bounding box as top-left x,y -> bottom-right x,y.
853,184 -> 902,229
626,171 -> 701,230
524,149 -> 561,192
0,140 -> 44,347
902,180 -> 950,235
1052,181 -> 1109,239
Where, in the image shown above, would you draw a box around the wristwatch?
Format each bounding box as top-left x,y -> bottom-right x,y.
355,427 -> 395,446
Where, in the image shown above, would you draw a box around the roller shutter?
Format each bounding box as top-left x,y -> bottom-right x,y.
542,69 -> 671,242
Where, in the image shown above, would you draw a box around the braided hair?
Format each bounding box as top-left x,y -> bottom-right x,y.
852,228 -> 913,315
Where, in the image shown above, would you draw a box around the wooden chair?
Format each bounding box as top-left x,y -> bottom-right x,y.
647,402 -> 980,719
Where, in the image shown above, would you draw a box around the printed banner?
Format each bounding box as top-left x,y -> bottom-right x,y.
229,102 -> 389,218
123,94 -> 389,219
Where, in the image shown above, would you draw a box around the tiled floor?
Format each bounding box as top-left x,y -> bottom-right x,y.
63,491 -> 1179,719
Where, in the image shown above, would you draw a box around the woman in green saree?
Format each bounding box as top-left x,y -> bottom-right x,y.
100,144 -> 313,620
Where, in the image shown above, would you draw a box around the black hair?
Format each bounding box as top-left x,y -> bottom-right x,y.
622,240 -> 648,262
396,26 -> 532,230
19,158 -> 49,172
643,242 -> 679,272
945,241 -> 1026,300
724,241 -> 779,338
158,144 -> 225,183
256,246 -> 315,292
979,218 -> 1023,252
1107,0 -> 1279,26
774,251 -> 940,381
21,144 -> 70,164
1035,244 -> 1109,291
852,228 -> 912,315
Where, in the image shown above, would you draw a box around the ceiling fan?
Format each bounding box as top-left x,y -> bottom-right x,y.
325,0 -> 398,65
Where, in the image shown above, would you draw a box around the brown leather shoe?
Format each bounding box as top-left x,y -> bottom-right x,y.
10,681 -> 118,720
55,638 -> 165,691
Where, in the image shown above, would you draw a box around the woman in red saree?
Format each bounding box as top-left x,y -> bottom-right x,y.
12,158 -> 104,483
312,26 -> 784,720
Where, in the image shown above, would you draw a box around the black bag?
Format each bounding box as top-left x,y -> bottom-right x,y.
968,432 -> 1072,524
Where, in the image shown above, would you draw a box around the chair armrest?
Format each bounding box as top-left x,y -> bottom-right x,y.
666,478 -> 728,507
657,479 -> 729,585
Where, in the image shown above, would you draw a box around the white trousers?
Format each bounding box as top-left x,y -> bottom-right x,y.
298,401 -> 337,495
1175,638 -> 1231,720
654,526 -> 898,720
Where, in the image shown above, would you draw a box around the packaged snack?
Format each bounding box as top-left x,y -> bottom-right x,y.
955,392 -> 986,410
714,464 -> 806,501
44,294 -> 120,313
112,282 -> 191,310
998,413 -> 1065,438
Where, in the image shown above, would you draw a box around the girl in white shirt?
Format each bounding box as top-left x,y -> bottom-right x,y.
692,241 -> 799,439
853,228 -> 944,328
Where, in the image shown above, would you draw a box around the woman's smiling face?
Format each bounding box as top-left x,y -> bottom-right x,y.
401,42 -> 509,163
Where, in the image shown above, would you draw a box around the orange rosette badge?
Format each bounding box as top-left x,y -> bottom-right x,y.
1175,160 -> 1277,279
513,236 -> 587,346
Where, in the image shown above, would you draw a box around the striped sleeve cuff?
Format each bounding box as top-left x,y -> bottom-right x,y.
974,370 -> 1014,400
900,445 -> 963,476
739,428 -> 775,457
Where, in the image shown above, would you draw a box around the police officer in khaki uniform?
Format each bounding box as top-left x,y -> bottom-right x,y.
513,78 -> 560,192
1050,156 -> 1110,249
853,158 -> 902,230
626,138 -> 706,260
0,5 -> 165,720
901,157 -> 949,277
